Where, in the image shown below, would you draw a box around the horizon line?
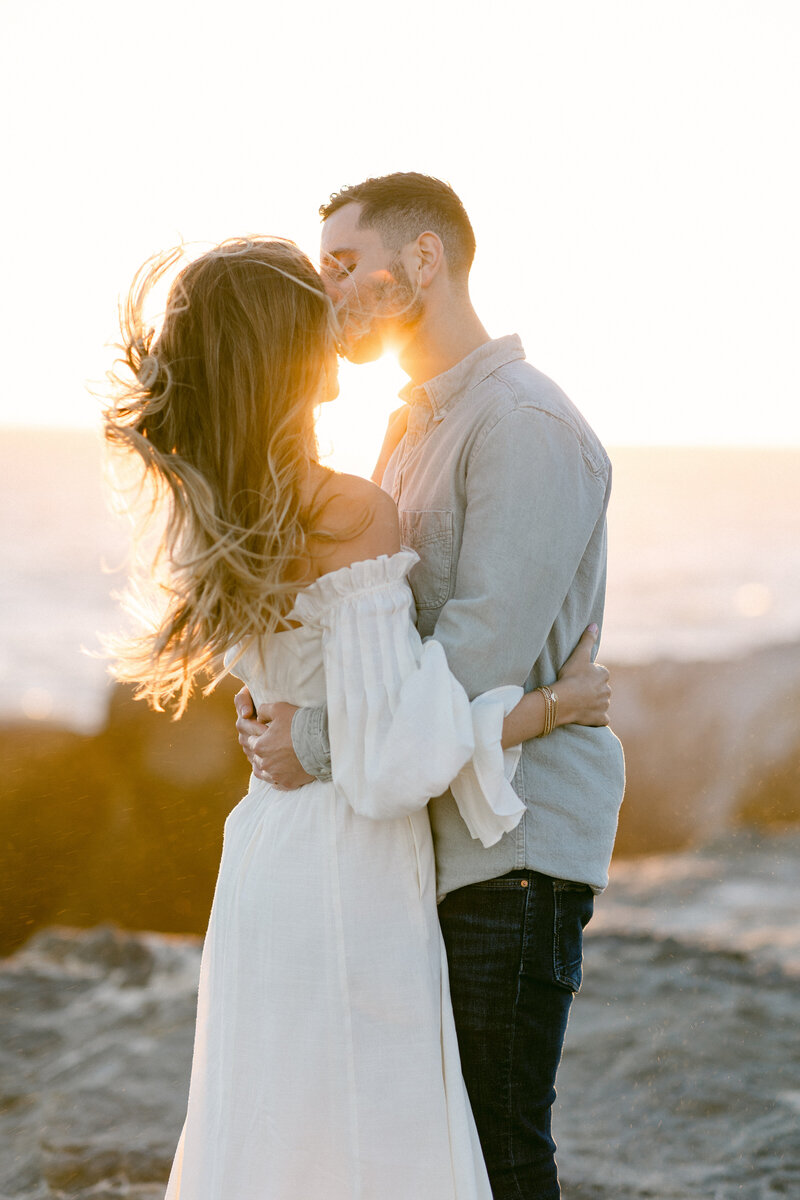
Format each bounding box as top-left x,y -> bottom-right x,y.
3,422 -> 800,453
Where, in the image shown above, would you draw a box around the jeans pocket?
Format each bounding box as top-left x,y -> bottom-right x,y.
552,880 -> 594,993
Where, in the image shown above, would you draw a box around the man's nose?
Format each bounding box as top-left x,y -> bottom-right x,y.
321,274 -> 343,303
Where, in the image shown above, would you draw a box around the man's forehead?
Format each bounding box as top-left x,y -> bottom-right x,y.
320,203 -> 382,256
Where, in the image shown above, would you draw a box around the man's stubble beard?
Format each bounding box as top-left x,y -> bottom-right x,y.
337,256 -> 423,364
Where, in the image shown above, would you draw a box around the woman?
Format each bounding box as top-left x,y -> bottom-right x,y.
104,236 -> 611,1200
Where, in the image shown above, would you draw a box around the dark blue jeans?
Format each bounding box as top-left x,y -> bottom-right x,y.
438,870 -> 594,1200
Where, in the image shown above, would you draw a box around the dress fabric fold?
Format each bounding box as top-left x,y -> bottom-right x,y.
164,551 -> 523,1200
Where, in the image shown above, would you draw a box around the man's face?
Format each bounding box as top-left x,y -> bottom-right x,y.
320,202 -> 422,363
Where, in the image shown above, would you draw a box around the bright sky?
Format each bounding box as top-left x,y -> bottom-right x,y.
1,0 -> 798,473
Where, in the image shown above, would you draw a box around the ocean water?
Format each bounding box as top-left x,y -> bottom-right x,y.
2,429 -> 799,732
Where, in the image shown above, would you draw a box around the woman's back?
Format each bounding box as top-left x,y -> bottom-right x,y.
298,463 -> 402,583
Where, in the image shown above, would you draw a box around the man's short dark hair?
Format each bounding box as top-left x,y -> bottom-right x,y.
320,172 -> 476,278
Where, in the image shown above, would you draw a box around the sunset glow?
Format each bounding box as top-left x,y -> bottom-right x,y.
1,0 -> 798,463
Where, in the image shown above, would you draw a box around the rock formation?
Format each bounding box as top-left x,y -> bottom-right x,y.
2,644 -> 799,953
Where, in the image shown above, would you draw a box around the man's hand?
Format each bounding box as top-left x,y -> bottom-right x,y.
234,690 -> 314,790
235,687 -> 261,770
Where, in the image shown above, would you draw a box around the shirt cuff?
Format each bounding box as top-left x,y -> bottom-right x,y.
290,704 -> 333,782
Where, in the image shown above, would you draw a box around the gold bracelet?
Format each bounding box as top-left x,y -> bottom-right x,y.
537,684 -> 559,736
547,686 -> 557,735
544,685 -> 556,736
536,686 -> 550,736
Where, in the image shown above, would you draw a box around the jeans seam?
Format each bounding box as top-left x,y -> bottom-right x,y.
505,881 -> 530,1200
513,758 -> 526,868
554,888 -> 565,987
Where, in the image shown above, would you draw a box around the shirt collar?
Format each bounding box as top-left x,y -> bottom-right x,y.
398,334 -> 526,420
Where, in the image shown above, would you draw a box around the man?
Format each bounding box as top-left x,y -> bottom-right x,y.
235,172 -> 625,1198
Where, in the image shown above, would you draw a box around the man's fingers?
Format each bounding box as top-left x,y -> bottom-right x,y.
252,759 -> 290,789
234,687 -> 255,719
248,730 -> 273,757
236,716 -> 262,734
257,701 -> 298,724
236,716 -> 265,744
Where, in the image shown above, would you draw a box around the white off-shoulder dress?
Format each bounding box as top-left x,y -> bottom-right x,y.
164,552 -> 525,1200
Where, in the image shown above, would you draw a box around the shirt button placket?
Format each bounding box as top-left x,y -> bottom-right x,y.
393,405 -> 430,502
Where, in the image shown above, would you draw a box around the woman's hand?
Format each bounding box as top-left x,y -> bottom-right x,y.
500,626 -> 611,747
554,625 -> 611,727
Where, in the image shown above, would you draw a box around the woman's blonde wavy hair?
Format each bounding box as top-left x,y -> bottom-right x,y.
103,236 -> 337,716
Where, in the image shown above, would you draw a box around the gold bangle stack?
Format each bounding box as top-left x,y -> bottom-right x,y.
537,685 -> 558,737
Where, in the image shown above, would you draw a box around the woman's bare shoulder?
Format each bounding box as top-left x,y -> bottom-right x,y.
308,470 -> 401,575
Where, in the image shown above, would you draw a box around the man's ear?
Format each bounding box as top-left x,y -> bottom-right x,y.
414,231 -> 445,288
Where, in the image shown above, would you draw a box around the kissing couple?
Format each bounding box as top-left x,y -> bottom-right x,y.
105,171 -> 625,1199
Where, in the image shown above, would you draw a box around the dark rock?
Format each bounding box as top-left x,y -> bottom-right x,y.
0,680 -> 250,955
1,859 -> 798,1200
608,641 -> 800,854
1,644 -> 799,954
26,927 -> 155,989
41,1086 -> 176,1190
556,927 -> 800,1199
0,927 -> 198,1198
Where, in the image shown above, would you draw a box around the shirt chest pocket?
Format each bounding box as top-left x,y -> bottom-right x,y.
398,509 -> 454,611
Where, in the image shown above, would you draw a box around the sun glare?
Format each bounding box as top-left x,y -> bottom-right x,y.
314,353 -> 407,478
1,3 -> 798,447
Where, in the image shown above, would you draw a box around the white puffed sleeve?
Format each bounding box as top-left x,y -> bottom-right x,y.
291,552 -> 525,844
448,686 -> 526,847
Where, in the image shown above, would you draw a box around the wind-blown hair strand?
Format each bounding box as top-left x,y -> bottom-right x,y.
103,237 -> 336,716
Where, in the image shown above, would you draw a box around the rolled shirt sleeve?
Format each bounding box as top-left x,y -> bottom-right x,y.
290,703 -> 332,782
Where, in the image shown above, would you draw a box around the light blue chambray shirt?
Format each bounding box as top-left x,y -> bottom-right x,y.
292,335 -> 625,894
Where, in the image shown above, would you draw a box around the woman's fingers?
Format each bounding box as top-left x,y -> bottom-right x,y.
559,624 -> 599,676
554,625 -> 613,728
574,624 -> 600,662
595,676 -> 612,724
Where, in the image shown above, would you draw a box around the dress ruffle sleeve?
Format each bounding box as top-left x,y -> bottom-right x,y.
448,686 -> 526,847
291,552 -> 525,842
